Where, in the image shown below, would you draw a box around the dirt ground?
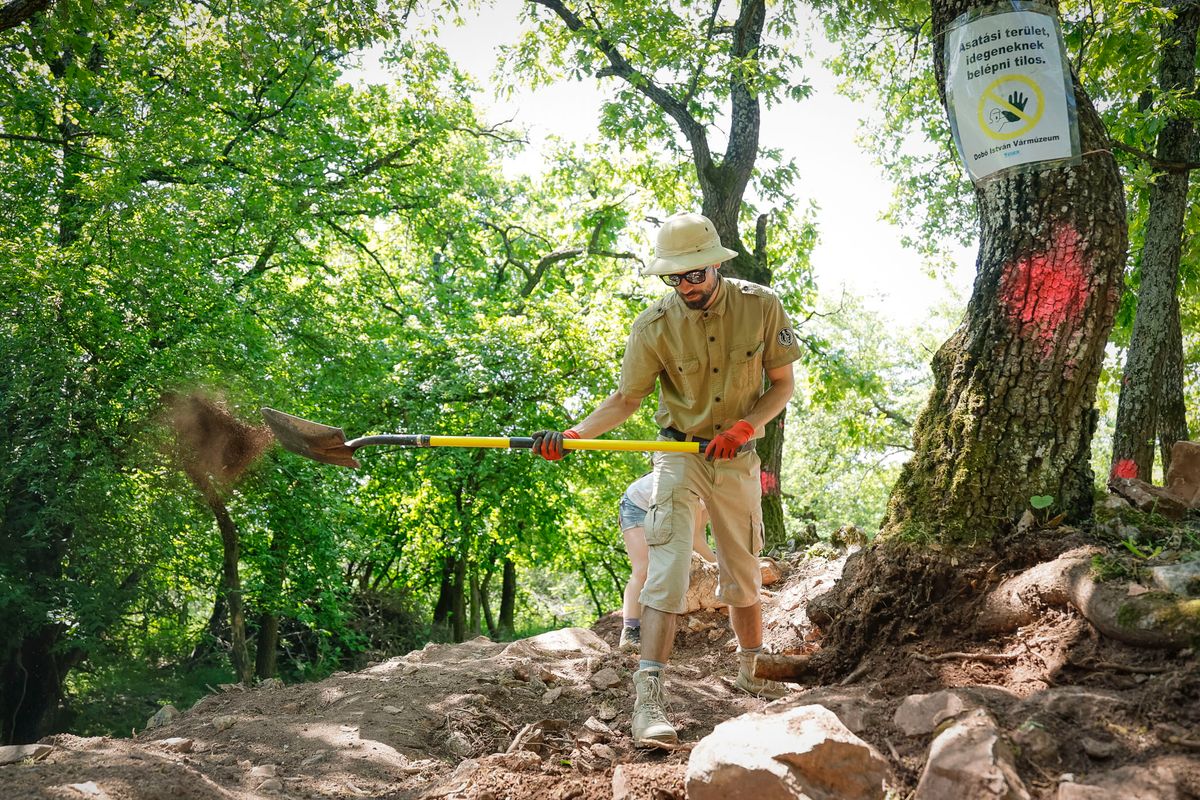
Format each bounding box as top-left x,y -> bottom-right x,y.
2,547 -> 1199,800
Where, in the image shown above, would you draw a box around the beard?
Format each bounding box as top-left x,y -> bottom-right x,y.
681,276 -> 719,309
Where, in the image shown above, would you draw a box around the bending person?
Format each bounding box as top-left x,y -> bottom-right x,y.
618,472 -> 716,652
530,212 -> 798,746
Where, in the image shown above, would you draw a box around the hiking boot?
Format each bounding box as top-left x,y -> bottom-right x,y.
632,669 -> 677,746
735,650 -> 791,700
618,626 -> 641,653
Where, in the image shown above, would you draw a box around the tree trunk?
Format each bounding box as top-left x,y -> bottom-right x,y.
880,0 -> 1127,543
469,568 -> 482,638
0,626 -> 84,744
1111,5 -> 1199,481
498,558 -> 517,638
432,556 -> 455,641
451,552 -> 467,642
481,567 -> 497,638
1158,299 -> 1190,475
579,563 -> 605,618
254,613 -> 279,680
203,485 -> 252,684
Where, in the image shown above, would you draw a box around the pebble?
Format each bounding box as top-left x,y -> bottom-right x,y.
158,737 -> 193,753
249,764 -> 277,777
382,705 -> 402,714
1081,737 -> 1119,759
542,687 -> 563,705
212,715 -> 237,732
257,778 -> 283,792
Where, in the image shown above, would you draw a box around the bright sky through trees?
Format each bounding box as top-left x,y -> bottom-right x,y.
349,4 -> 974,324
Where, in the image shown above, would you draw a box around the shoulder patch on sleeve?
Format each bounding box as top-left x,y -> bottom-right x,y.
777,327 -> 795,347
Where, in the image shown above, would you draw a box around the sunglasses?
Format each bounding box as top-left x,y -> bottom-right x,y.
660,267 -> 710,287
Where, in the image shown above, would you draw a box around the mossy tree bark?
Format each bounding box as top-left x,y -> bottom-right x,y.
1110,4 -> 1199,481
881,0 -> 1127,543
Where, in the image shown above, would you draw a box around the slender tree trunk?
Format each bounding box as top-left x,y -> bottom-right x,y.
1111,5 -> 1199,481
481,567 -> 497,638
254,529 -> 287,679
203,485 -> 252,684
451,552 -> 467,642
579,564 -> 605,618
1159,299 -> 1190,475
469,568 -> 482,637
883,0 -> 1127,541
498,558 -> 517,638
432,556 -> 454,641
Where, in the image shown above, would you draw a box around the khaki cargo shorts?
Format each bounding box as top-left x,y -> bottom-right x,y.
638,446 -> 764,614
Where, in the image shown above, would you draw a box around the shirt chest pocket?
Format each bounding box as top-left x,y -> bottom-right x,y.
667,355 -> 700,403
729,341 -> 764,391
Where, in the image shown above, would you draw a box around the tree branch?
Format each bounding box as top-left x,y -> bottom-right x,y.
0,0 -> 52,33
530,0 -> 712,169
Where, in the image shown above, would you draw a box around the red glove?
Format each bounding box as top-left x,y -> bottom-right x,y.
531,429 -> 580,460
705,420 -> 754,461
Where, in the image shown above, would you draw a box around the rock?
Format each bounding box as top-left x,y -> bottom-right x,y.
582,716 -> 614,743
249,764 -> 277,777
893,690 -> 968,736
300,752 -> 327,766
542,686 -> 563,705
0,744 -> 54,765
500,628 -> 609,660
1019,686 -> 1129,723
591,743 -> 616,761
596,702 -> 618,721
1012,721 -> 1058,764
1080,737 -> 1119,759
447,731 -> 472,757
914,709 -> 1029,800
683,556 -> 724,613
760,557 -> 783,585
1102,493 -> 1130,511
686,704 -> 889,800
382,705 -> 401,714
589,667 -> 622,690
157,737 -> 194,753
145,704 -> 179,730
257,677 -> 284,690
65,782 -> 109,798
1108,478 -> 1188,520
1017,509 -> 1037,533
1147,562 -> 1200,597
1165,440 -> 1200,507
1056,762 -> 1178,799
256,778 -> 283,792
212,714 -> 238,732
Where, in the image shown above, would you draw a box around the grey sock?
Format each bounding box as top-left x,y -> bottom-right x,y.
639,659 -> 665,672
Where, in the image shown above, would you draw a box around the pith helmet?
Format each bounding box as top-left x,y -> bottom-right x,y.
645,213 -> 738,276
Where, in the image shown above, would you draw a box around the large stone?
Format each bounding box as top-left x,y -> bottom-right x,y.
1056,762 -> 1178,799
1166,441 -> 1200,507
893,691 -> 969,736
914,709 -> 1030,800
500,628 -> 609,660
0,743 -> 54,765
144,704 -> 179,730
686,704 -> 889,800
1108,478 -> 1188,520
1148,562 -> 1200,597
613,763 -> 687,800
683,556 -> 724,613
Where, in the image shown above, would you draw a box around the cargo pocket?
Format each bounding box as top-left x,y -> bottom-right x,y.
643,495 -> 675,546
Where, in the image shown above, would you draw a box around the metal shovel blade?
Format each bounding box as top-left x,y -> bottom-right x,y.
261,407 -> 361,468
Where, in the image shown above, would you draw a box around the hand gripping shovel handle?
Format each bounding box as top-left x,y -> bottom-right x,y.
261,408 -> 700,468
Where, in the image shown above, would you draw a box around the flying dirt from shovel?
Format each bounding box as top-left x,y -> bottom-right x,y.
161,391 -> 273,489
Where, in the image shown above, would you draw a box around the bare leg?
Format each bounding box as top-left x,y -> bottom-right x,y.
691,519 -> 717,563
728,601 -> 763,650
621,526 -> 649,620
639,606 -> 678,664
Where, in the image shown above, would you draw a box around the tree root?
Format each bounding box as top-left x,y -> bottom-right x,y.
979,546 -> 1200,648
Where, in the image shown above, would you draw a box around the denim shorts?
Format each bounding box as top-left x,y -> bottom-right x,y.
618,495 -> 647,531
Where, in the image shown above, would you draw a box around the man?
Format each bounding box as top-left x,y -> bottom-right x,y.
531,212 -> 799,746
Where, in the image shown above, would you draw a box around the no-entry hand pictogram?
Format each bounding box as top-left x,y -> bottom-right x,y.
978,75 -> 1044,140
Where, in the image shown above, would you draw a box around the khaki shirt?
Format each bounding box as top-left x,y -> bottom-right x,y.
618,277 -> 801,440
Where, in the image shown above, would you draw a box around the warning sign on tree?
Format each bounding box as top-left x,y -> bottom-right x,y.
945,2 -> 1080,183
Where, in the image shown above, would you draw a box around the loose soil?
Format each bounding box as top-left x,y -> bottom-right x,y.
3,542 -> 1199,800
